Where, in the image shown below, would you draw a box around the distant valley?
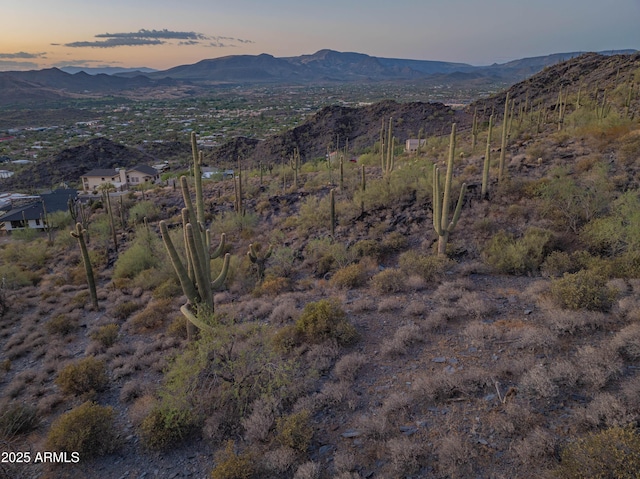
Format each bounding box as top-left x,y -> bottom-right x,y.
0,48 -> 635,107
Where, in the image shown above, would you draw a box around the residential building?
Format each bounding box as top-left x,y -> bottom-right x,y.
405,139 -> 427,153
0,189 -> 77,233
81,165 -> 159,192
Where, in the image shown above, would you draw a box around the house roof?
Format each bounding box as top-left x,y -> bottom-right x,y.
128,165 -> 158,176
0,189 -> 77,222
82,168 -> 119,178
0,202 -> 44,222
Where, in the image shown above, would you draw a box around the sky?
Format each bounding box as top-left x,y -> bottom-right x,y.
2,0 -> 639,72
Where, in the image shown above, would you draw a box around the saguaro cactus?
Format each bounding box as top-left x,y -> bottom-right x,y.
71,222 -> 98,310
381,117 -> 395,176
248,243 -> 273,282
481,114 -> 493,199
330,188 -> 336,237
499,92 -> 510,182
433,124 -> 466,256
160,134 -> 230,339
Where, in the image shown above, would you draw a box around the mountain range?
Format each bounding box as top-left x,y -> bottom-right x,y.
0,49 -> 636,107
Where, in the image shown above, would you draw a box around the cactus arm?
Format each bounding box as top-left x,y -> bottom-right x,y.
211,253 -> 231,290
159,220 -> 201,305
481,114 -> 493,199
191,133 -> 206,226
448,183 -> 467,232
185,223 -> 212,309
210,233 -> 226,259
180,304 -> 215,334
432,166 -> 443,237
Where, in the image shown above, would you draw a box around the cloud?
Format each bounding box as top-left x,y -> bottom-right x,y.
65,38 -> 164,48
0,52 -> 47,59
62,29 -> 255,49
95,29 -> 207,41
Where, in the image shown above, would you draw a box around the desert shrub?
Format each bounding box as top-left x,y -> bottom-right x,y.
139,405 -> 198,450
0,401 -> 38,438
112,300 -> 142,319
353,239 -> 382,259
45,314 -> 78,336
113,227 -> 162,279
581,190 -> 640,256
541,251 -> 579,278
153,277 -> 182,299
381,231 -> 408,252
556,427 -> 640,479
305,238 -> 357,276
10,228 -> 39,242
45,401 -> 118,457
276,410 -> 313,453
371,268 -> 407,293
0,263 -> 40,289
330,262 -> 367,289
128,200 -> 161,223
483,228 -> 554,275
267,246 -> 297,278
294,299 -> 357,346
56,357 -> 108,396
129,298 -> 173,331
549,269 -> 618,311
211,440 -> 255,479
537,165 -> 611,233
90,324 -> 119,348
162,323 -> 303,438
398,250 -> 451,282
253,275 -> 290,297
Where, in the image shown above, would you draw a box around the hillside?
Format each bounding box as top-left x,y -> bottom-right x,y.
209,100 -> 469,166
2,138 -> 158,191
2,51 -> 640,479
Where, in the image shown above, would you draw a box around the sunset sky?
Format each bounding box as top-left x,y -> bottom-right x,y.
2,0 -> 639,72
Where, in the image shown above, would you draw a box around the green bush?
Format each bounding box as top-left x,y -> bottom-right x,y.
484,228 -> 554,275
371,268 -> 407,293
399,251 -> 450,282
295,299 -> 357,346
112,300 -> 142,319
276,410 -> 313,453
140,405 -> 198,450
353,239 -> 382,259
56,357 -> 108,396
330,263 -> 367,289
211,440 -> 255,479
0,401 -> 38,438
381,231 -> 408,253
581,190 -> 640,256
128,200 -> 161,223
537,165 -> 611,233
45,401 -> 118,457
46,314 -> 78,336
113,228 -> 162,279
556,427 -> 640,479
549,269 -> 618,311
90,324 -> 119,348
540,251 -> 580,278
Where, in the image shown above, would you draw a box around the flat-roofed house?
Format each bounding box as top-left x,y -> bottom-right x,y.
405,139 -> 427,153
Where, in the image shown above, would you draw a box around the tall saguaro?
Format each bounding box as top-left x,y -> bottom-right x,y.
433,124 -> 466,256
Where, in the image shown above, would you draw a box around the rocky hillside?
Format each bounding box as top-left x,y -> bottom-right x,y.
209,100 -> 470,166
2,138 -> 158,191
